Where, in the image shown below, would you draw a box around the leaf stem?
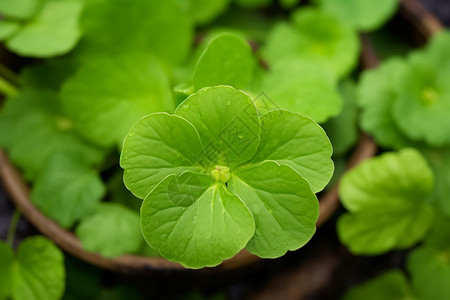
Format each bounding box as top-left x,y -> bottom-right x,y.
6,210 -> 21,247
0,76 -> 18,98
0,64 -> 22,87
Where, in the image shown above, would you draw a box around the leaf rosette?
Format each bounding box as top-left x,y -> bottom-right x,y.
337,149 -> 435,255
120,85 -> 333,268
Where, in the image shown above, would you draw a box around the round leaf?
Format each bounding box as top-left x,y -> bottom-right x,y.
61,53 -> 173,148
338,149 -> 435,254
76,203 -> 143,258
6,0 -> 83,57
80,0 -> 193,65
250,110 -> 333,193
0,21 -> 19,41
422,147 -> 450,216
0,0 -> 41,20
9,236 -> 65,300
317,0 -> 398,31
141,172 -> 255,268
121,113 -> 204,199
31,154 -> 106,228
0,90 -> 105,180
262,8 -> 360,78
342,270 -> 414,300
357,58 -> 415,149
229,161 -> 319,258
176,86 -> 261,168
259,59 -> 342,123
178,0 -> 230,25
193,33 -> 255,91
408,247 -> 450,300
392,52 -> 450,146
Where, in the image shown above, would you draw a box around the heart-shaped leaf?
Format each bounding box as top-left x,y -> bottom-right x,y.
121,113 -> 204,199
61,53 -> 173,148
317,0 -> 398,31
259,59 -> 342,123
250,110 -> 333,193
0,237 -> 65,300
31,154 -> 106,228
193,33 -> 256,91
6,0 -> 83,57
229,161 -> 319,257
76,203 -> 143,257
141,172 -> 255,268
0,89 -> 105,180
79,0 -> 193,65
262,7 -> 360,78
176,86 -> 260,168
338,149 -> 435,254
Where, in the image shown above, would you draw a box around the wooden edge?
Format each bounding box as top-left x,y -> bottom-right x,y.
0,151 -> 184,273
400,0 -> 444,38
0,138 -> 376,274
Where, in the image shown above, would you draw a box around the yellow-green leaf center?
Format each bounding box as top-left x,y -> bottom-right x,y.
421,87 -> 438,106
211,165 -> 231,183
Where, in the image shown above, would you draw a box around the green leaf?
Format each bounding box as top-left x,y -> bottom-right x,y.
317,0 -> 398,31
322,80 -> 359,156
21,56 -> 78,91
392,51 -> 450,146
0,241 -> 14,299
421,147 -> 450,216
250,110 -> 333,193
175,86 -> 260,168
261,8 -> 360,78
76,203 -> 143,257
177,0 -> 230,24
61,53 -> 173,148
338,149 -> 435,254
0,0 -> 41,19
229,161 -> 318,257
6,0 -> 83,57
121,86 -> 329,266
342,270 -> 414,300
121,112 -> 204,199
259,58 -> 342,123
280,0 -> 302,9
141,172 -> 255,268
31,154 -> 106,228
79,0 -> 193,65
235,0 -> 271,8
0,21 -> 19,41
356,58 -> 415,149
422,215 -> 450,251
408,246 -> 450,300
0,90 -> 105,180
0,237 -> 65,300
193,33 -> 255,91
424,30 -> 450,67
15,237 -> 65,300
